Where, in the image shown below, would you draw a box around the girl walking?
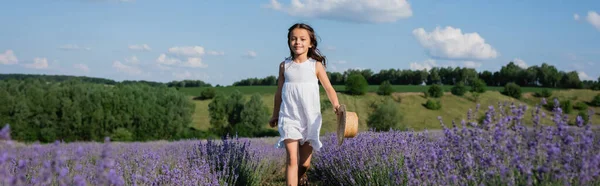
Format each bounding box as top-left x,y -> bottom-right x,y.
269,23 -> 341,186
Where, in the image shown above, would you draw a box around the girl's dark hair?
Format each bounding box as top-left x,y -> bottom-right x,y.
287,23 -> 327,68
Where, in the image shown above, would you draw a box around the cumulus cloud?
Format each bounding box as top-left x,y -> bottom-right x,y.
410,59 -> 437,71
168,46 -> 205,57
155,46 -> 215,68
413,26 -> 499,60
73,63 -> 90,72
113,60 -> 142,75
25,58 -> 49,69
128,44 -> 151,51
574,14 -> 580,21
463,61 -> 482,69
266,0 -> 412,23
513,58 -> 528,68
578,71 -> 593,81
125,55 -> 139,64
0,50 -> 18,65
587,11 -> 600,31
59,44 -> 91,51
243,51 -> 257,59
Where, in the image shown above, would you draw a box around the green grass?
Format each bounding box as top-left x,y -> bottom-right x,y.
189,88 -> 600,135
180,85 -> 560,97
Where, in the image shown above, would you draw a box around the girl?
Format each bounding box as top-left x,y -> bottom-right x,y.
269,23 -> 341,186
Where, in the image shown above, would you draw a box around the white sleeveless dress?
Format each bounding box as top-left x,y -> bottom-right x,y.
275,57 -> 323,152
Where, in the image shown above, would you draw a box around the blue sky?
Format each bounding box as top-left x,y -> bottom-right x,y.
1,0 -> 599,86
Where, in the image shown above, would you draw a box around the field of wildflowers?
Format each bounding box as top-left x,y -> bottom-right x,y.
1,98 -> 599,185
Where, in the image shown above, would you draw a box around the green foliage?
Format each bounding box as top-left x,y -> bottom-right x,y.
471,79 -> 487,93
534,89 -> 553,98
0,79 -> 195,143
428,84 -> 443,98
110,128 -> 133,142
574,102 -> 589,111
367,98 -> 403,131
502,82 -> 522,99
238,94 -> 270,137
209,91 -> 270,137
593,94 -> 600,107
451,82 -> 467,96
423,99 -> 442,110
547,100 -> 575,114
345,74 -> 368,95
377,80 -> 393,96
576,111 -> 590,125
194,87 -> 217,100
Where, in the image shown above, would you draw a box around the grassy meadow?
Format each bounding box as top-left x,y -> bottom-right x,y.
183,85 -> 599,135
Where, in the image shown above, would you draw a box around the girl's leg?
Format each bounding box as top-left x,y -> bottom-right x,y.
298,142 -> 313,182
285,139 -> 300,186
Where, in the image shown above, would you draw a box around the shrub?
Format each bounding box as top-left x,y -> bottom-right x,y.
238,93 -> 270,137
574,111 -> 590,126
471,79 -> 487,93
451,82 -> 467,96
345,74 -> 368,95
574,102 -> 589,111
377,80 -> 393,96
110,128 -> 133,142
194,87 -> 217,100
593,94 -> 600,107
424,99 -> 442,110
502,82 -> 522,99
534,89 -> 553,98
367,99 -> 403,131
428,84 -> 443,98
547,99 -> 574,114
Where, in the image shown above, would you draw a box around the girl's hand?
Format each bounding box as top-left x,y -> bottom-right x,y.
333,104 -> 341,115
269,116 -> 278,127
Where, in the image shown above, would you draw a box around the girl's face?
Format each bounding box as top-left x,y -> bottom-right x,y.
289,28 -> 312,56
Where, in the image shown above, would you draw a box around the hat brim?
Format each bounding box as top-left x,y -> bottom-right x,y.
337,104 -> 347,146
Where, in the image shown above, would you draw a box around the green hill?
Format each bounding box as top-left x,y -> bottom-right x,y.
188,88 -> 600,135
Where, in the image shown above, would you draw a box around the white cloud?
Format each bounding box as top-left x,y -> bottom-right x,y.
25,58 -> 49,69
412,26 -> 499,60
578,71 -> 593,81
0,50 -> 18,65
207,51 -> 225,56
182,57 -> 208,68
128,44 -> 151,51
156,54 -> 181,65
113,60 -> 142,75
59,44 -> 91,51
463,61 -> 482,68
266,0 -> 412,23
168,46 -> 205,57
410,59 -> 437,71
125,55 -> 139,64
586,11 -> 600,31
574,14 -> 580,21
73,63 -> 90,72
513,58 -> 528,68
244,51 -> 257,59
172,70 -> 210,80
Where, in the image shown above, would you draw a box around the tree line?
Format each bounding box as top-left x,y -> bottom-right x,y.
0,73 -> 213,88
232,62 -> 600,90
0,78 -> 205,143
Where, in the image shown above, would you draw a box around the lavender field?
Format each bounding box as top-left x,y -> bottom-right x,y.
1,98 -> 600,186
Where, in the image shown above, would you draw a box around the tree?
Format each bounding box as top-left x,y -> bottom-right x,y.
592,94 -> 600,107
428,84 -> 444,98
502,82 -> 522,99
479,71 -> 494,86
377,80 -> 393,96
428,67 -> 441,85
238,94 -> 270,137
345,74 -> 368,95
451,82 -> 467,96
560,71 -> 583,89
367,99 -> 403,131
471,79 -> 487,93
208,93 -> 229,136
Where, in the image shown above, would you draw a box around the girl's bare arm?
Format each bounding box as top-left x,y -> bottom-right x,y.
316,62 -> 340,112
272,62 -> 285,118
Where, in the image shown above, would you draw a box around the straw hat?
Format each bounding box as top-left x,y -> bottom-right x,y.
336,104 -> 358,146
